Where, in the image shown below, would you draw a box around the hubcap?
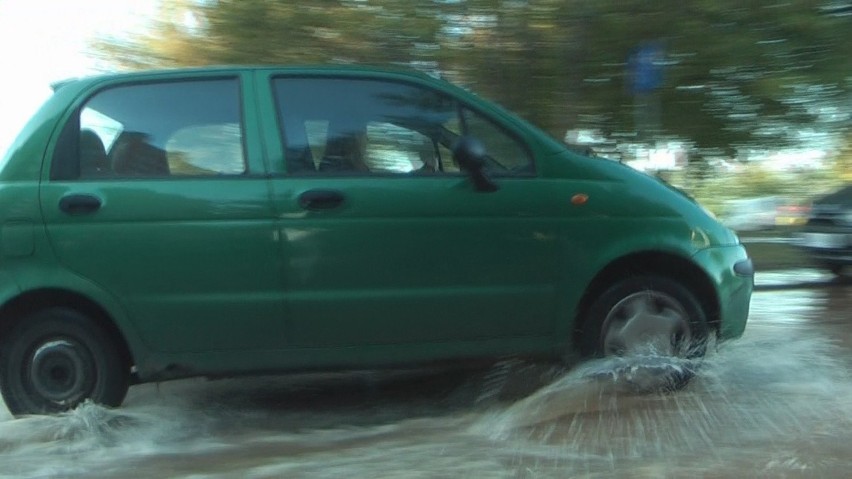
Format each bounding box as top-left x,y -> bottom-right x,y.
28,339 -> 91,404
601,291 -> 692,357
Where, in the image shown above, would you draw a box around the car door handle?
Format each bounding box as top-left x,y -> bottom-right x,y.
298,189 -> 345,211
59,194 -> 102,215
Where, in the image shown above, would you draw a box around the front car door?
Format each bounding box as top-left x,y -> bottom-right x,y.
40,73 -> 285,355
258,72 -> 563,357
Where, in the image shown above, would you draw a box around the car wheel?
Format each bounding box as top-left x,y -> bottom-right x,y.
0,308 -> 129,416
581,276 -> 709,390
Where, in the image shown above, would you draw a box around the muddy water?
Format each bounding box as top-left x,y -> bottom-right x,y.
1,270 -> 851,478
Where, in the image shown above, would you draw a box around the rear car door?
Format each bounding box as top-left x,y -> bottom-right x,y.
39,73 -> 285,353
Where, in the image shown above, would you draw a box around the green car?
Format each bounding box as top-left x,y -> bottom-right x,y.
0,66 -> 753,416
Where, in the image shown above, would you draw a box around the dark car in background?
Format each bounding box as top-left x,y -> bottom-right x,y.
798,185 -> 852,276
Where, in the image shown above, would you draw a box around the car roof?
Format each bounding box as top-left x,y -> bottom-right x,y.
815,184 -> 852,205
52,65 -> 439,91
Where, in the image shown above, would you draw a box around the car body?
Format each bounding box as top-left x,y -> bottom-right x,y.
797,185 -> 852,275
0,66 -> 753,415
775,204 -> 809,227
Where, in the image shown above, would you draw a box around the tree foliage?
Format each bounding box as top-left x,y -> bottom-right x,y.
94,0 -> 851,156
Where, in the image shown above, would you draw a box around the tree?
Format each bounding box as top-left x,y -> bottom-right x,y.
94,0 -> 851,156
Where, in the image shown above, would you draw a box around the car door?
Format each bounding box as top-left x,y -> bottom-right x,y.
259,73 -> 563,350
39,73 -> 286,353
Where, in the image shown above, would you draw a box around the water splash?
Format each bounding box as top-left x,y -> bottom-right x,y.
0,285 -> 849,478
0,395 -> 219,479
472,291 -> 852,476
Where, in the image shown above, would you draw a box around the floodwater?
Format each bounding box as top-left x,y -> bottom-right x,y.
1,269 -> 851,478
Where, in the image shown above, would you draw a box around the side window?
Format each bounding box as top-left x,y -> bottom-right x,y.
166,124 -> 244,175
461,107 -> 533,175
273,78 -> 459,175
365,122 -> 435,173
437,143 -> 460,173
61,78 -> 245,180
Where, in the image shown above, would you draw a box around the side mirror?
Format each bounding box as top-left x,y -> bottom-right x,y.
452,136 -> 498,193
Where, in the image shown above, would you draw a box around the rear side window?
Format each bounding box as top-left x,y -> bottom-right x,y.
52,78 -> 246,180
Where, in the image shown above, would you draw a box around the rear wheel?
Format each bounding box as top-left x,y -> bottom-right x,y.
0,308 -> 129,416
581,276 -> 709,390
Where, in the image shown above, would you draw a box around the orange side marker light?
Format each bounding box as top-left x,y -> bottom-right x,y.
571,193 -> 589,205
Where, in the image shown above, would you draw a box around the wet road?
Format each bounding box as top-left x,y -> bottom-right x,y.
1,269 -> 851,478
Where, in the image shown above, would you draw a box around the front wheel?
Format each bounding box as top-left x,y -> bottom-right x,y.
0,308 -> 129,416
580,276 -> 709,390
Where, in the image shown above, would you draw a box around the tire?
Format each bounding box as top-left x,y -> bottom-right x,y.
580,275 -> 709,391
0,308 -> 129,416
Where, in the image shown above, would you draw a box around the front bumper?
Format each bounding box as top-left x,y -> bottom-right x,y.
692,244 -> 753,340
